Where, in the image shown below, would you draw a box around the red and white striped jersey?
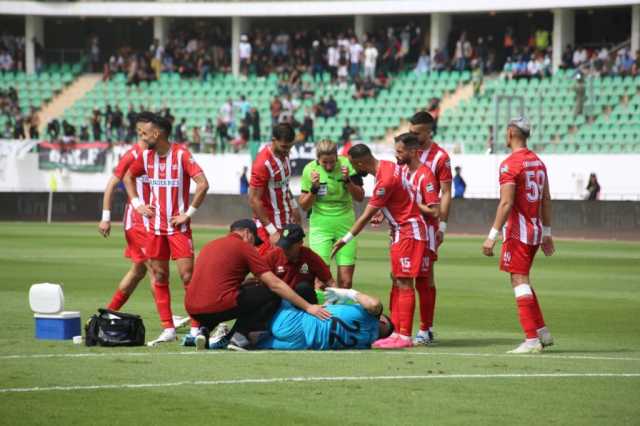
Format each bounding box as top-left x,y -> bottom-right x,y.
129,144 -> 204,236
113,144 -> 150,231
499,148 -> 548,246
403,164 -> 441,254
369,160 -> 428,244
249,145 -> 295,229
418,142 -> 452,194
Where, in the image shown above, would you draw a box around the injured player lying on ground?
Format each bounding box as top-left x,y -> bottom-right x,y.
206,287 -> 394,351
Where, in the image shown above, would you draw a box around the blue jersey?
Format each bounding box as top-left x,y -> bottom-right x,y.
257,301 -> 379,350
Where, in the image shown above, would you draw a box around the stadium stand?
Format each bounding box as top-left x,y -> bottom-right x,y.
61,69 -> 469,146
437,70 -> 640,154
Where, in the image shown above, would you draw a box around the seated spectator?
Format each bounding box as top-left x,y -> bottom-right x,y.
414,49 -> 431,74
432,48 -> 447,72
324,96 -> 338,118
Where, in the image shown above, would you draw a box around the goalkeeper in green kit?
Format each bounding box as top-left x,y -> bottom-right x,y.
299,140 -> 365,288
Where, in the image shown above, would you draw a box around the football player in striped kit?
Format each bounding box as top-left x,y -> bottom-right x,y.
124,113 -> 210,345
482,117 -> 555,354
248,122 -> 301,255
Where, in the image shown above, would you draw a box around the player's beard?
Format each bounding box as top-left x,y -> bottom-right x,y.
396,157 -> 407,165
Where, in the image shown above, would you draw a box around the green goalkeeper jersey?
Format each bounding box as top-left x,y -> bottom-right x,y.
300,157 -> 358,218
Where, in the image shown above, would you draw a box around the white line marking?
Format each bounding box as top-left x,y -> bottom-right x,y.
1,351 -> 639,362
1,373 -> 639,394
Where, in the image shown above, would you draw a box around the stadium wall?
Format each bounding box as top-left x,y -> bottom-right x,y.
1,150 -> 639,201
1,192 -> 638,240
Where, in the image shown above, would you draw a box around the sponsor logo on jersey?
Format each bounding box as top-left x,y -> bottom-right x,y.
299,263 -> 309,274
148,178 -> 180,187
376,188 -> 386,196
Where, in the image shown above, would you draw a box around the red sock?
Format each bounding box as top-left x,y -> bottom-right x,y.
107,289 -> 129,311
153,282 -> 174,329
415,277 -> 436,331
516,296 -> 538,339
389,286 -> 400,332
531,288 -> 546,329
397,287 -> 416,337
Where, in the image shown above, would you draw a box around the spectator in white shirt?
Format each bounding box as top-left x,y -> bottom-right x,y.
414,48 -> 431,74
363,42 -> 379,80
573,47 -> 587,68
220,98 -> 234,131
349,37 -> 363,80
327,42 -> 340,82
239,34 -> 252,75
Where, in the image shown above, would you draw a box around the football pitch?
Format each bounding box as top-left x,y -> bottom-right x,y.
0,222 -> 639,425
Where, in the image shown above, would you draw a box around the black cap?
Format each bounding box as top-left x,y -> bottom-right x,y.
230,219 -> 263,246
276,224 -> 305,249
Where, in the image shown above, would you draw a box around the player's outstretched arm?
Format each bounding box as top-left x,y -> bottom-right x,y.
541,179 -> 555,256
482,184 -> 515,257
98,175 -> 120,238
325,288 -> 383,316
259,271 -> 332,320
331,205 -> 380,258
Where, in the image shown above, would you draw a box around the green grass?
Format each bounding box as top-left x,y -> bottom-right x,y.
0,222 -> 639,425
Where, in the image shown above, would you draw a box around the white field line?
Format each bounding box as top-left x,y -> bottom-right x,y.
0,350 -> 639,362
1,373 -> 639,394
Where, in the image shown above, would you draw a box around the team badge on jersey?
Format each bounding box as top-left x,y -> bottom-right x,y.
159,163 -> 166,172
299,263 -> 309,274
426,183 -> 434,192
276,266 -> 285,275
376,188 -> 386,196
500,165 -> 509,174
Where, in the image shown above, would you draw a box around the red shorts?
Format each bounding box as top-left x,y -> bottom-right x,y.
390,238 -> 428,278
147,230 -> 194,261
124,226 -> 150,264
500,239 -> 539,275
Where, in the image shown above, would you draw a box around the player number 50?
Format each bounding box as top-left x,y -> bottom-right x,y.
525,170 -> 545,202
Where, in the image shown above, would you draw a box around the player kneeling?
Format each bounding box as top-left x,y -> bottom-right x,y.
254,288 -> 394,350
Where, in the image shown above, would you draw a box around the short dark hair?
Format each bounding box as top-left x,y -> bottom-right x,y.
135,111 -> 157,125
409,111 -> 435,126
272,122 -> 295,143
394,132 -> 420,149
347,143 -> 372,160
136,111 -> 172,136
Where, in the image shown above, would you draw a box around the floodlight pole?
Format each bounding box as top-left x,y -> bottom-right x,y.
47,190 -> 53,224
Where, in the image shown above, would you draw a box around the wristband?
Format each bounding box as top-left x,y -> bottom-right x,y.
101,210 -> 111,222
542,226 -> 552,237
341,232 -> 354,244
310,186 -> 320,195
488,227 -> 499,241
265,223 -> 277,235
439,221 -> 447,233
131,197 -> 142,209
185,206 -> 197,218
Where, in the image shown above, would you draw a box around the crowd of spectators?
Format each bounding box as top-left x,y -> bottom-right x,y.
561,45 -> 640,77
0,34 -> 25,72
0,87 -> 40,140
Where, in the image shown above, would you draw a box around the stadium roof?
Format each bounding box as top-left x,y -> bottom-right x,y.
0,0 -> 637,17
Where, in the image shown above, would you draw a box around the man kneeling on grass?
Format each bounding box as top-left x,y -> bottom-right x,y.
253,287 -> 394,350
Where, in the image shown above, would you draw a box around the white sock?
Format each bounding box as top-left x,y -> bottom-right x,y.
190,327 -> 200,337
537,326 -> 549,335
525,337 -> 540,345
398,334 -> 411,341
